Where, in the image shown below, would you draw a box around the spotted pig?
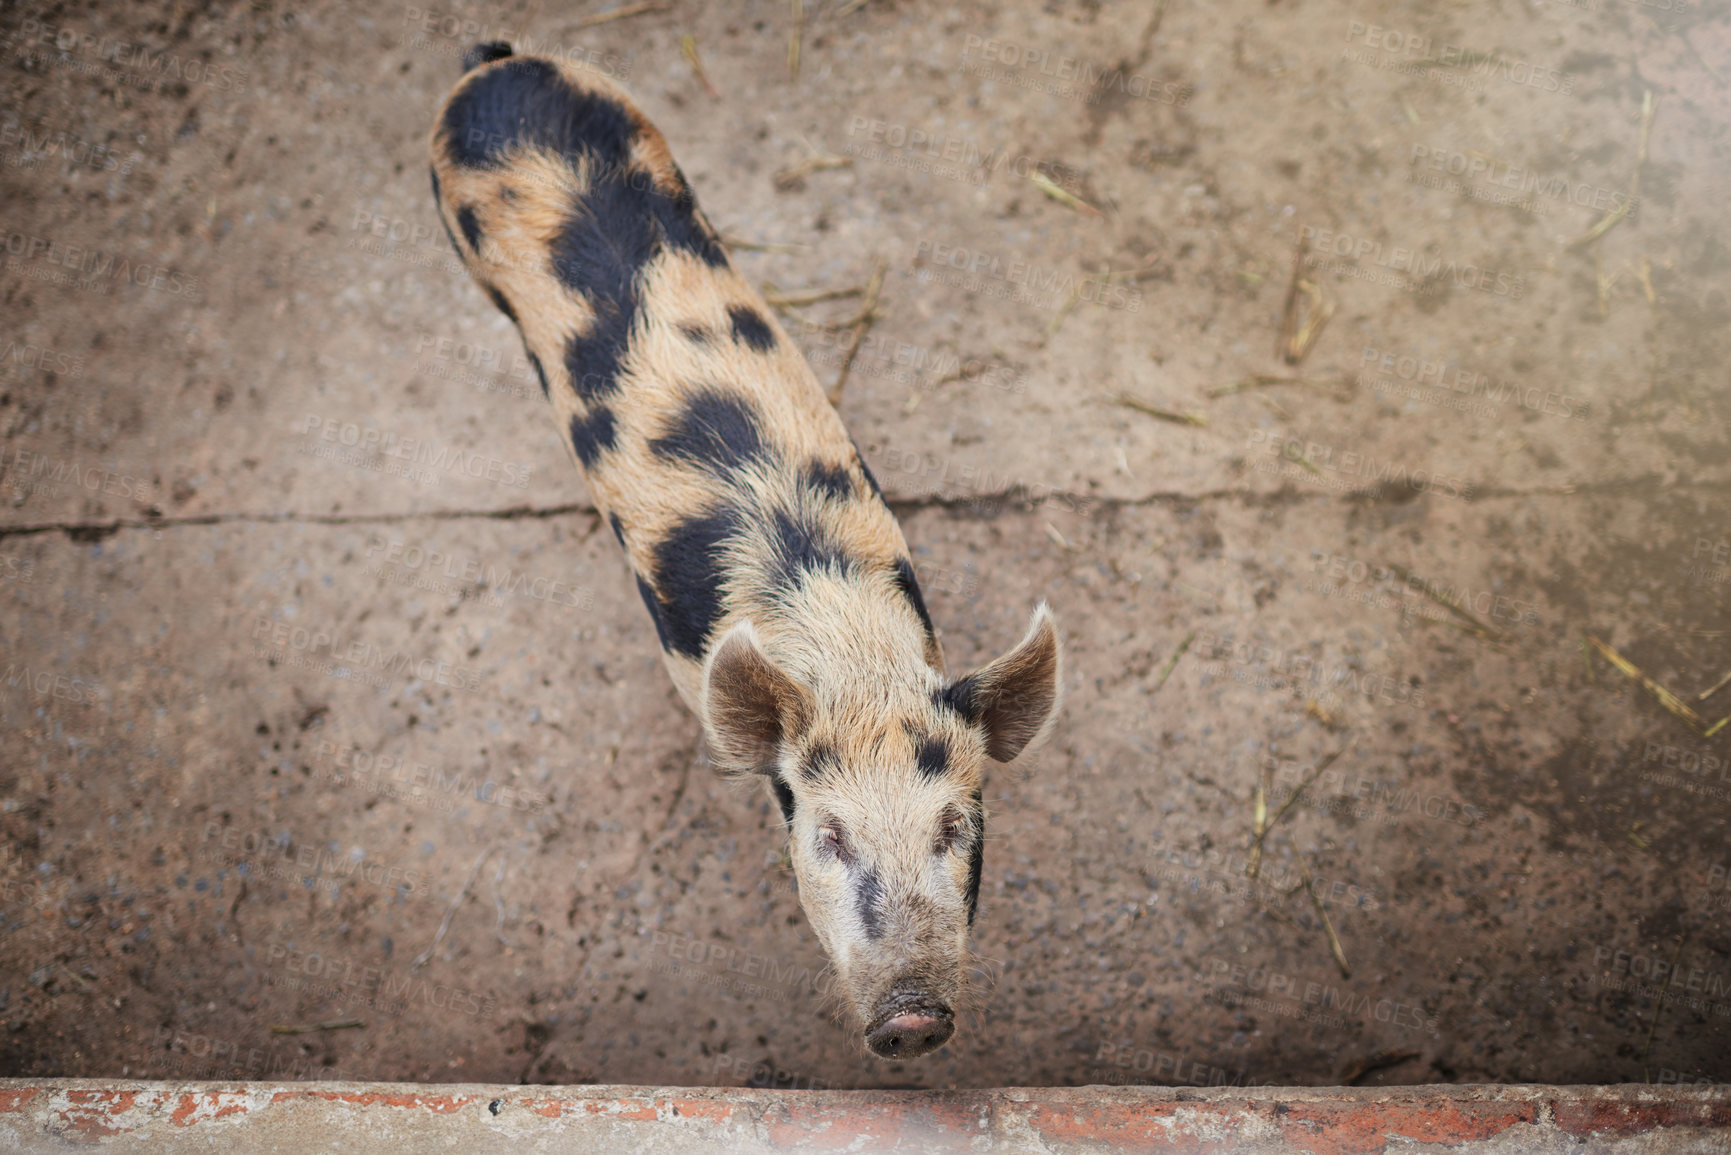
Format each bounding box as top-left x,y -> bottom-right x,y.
429,42 -> 1061,1060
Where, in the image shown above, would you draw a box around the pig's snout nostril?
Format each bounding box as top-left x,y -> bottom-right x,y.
865,1008 -> 955,1060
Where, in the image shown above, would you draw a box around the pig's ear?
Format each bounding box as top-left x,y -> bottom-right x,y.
938,603 -> 1062,763
703,622 -> 814,778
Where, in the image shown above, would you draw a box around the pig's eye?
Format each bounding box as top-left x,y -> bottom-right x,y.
816,819 -> 853,865
934,806 -> 968,855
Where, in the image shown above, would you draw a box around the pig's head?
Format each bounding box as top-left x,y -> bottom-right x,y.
701,603 -> 1061,1060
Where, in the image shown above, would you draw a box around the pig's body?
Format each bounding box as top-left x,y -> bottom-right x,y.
430,43 -> 1060,1060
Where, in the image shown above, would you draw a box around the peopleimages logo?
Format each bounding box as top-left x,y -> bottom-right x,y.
250,615 -> 487,693
911,240 -> 1142,311
200,823 -> 432,897
297,415 -> 532,489
1341,22 -> 1572,95
8,19 -> 250,93
1299,226 -> 1525,299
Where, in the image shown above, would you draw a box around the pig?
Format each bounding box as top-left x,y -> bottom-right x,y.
429,42 -> 1061,1060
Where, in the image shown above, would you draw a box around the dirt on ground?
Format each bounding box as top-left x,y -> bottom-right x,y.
2,0 -> 1729,1092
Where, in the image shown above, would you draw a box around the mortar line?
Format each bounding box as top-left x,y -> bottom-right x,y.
0,474 -> 1703,541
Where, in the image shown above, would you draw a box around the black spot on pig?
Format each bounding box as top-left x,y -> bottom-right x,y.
802,460 -> 852,501
430,168 -> 462,257
634,575 -> 671,652
648,174 -> 726,267
766,508 -> 854,594
649,391 -> 767,475
727,305 -> 776,352
855,446 -> 890,508
443,57 -> 634,172
568,407 -> 617,468
649,507 -> 742,659
457,204 -> 483,252
554,173 -> 652,401
485,285 -> 517,324
892,558 -> 934,639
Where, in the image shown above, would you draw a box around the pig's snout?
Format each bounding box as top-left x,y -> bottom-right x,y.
865,992 -> 955,1060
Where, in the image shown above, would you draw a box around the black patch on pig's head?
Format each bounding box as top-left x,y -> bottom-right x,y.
964,789 -> 984,924
857,868 -> 884,940
801,741 -> 839,781
914,736 -> 948,779
771,774 -> 796,826
932,678 -> 979,723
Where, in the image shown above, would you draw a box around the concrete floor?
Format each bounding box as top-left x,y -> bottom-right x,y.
2,0 -> 1730,1090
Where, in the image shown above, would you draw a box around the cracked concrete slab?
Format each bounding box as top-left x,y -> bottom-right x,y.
2,0 -> 1729,1095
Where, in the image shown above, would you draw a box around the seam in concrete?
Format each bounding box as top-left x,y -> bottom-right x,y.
0,474 -> 1697,542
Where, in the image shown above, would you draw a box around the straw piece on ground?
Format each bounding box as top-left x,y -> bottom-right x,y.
1387,563 -> 1504,641
411,844 -> 496,971
720,235 -> 806,253
1306,699 -> 1345,730
574,2 -> 670,29
827,260 -> 885,406
1247,739 -> 1355,881
1696,667 -> 1731,702
1030,170 -> 1101,216
762,283 -> 863,309
680,35 -> 720,99
1300,859 -> 1351,978
1207,375 -> 1340,400
772,153 -> 852,191
1117,393 -> 1206,426
1277,238 -> 1333,365
788,0 -> 802,81
1570,90 -> 1653,249
271,1019 -> 364,1035
1584,634 -> 1705,732
1153,630 -> 1194,693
